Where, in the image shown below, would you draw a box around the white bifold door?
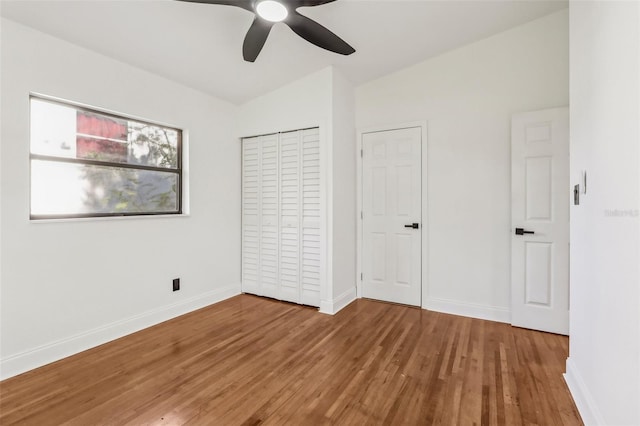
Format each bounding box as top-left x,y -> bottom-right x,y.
242,128 -> 321,307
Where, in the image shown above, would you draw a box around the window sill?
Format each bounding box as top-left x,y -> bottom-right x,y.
29,213 -> 191,224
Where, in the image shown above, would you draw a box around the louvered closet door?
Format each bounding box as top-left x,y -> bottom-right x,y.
259,134 -> 279,299
279,130 -> 301,303
241,137 -> 260,295
300,128 -> 321,307
241,128 -> 321,308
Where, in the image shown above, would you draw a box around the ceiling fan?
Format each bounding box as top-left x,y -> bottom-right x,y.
177,0 -> 356,62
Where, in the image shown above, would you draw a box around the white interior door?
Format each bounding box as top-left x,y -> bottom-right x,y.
362,127 -> 422,306
511,108 -> 569,335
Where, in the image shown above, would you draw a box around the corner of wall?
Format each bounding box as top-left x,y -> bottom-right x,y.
329,66 -> 357,302
319,286 -> 357,315
564,357 -> 605,426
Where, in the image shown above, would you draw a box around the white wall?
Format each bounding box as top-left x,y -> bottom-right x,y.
0,19 -> 241,379
235,67 -> 332,138
237,67 -> 333,308
236,66 -> 357,313
355,9 -> 569,321
330,69 -> 357,310
565,2 -> 640,425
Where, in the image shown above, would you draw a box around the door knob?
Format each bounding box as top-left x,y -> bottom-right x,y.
515,227 -> 534,235
404,223 -> 420,229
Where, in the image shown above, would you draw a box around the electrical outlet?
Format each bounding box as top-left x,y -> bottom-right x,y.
173,278 -> 180,292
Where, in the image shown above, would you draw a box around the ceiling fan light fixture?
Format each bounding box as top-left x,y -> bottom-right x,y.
176,0 -> 355,62
255,0 -> 288,22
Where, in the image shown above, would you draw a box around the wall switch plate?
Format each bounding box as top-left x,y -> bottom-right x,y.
173,278 -> 180,291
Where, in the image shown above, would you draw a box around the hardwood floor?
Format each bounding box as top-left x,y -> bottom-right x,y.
0,295 -> 582,425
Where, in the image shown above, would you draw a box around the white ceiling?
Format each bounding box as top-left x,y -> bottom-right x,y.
0,0 -> 567,104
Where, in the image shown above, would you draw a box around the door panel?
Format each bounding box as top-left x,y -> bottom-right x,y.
525,156 -> 553,220
395,234 -> 412,284
371,232 -> 387,281
279,130 -> 301,304
300,128 -> 321,307
260,134 -> 279,299
362,127 -> 422,306
511,108 -> 569,335
241,137 -> 260,295
524,242 -> 552,306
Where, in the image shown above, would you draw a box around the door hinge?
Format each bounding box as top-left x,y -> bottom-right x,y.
361,211 -> 363,219
360,149 -> 363,158
361,272 -> 363,280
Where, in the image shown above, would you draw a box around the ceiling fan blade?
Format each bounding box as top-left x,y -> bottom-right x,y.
283,0 -> 337,7
285,10 -> 355,56
175,0 -> 253,12
243,17 -> 275,62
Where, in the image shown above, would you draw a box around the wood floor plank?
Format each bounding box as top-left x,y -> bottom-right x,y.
0,295 -> 583,425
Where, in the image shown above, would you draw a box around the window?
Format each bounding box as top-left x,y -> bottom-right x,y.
30,96 -> 182,219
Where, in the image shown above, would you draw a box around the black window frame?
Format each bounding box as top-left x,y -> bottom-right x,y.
29,95 -> 183,220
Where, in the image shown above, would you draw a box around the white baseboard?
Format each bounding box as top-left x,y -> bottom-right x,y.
564,357 -> 604,426
319,286 -> 357,315
424,297 -> 510,323
0,283 -> 241,380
